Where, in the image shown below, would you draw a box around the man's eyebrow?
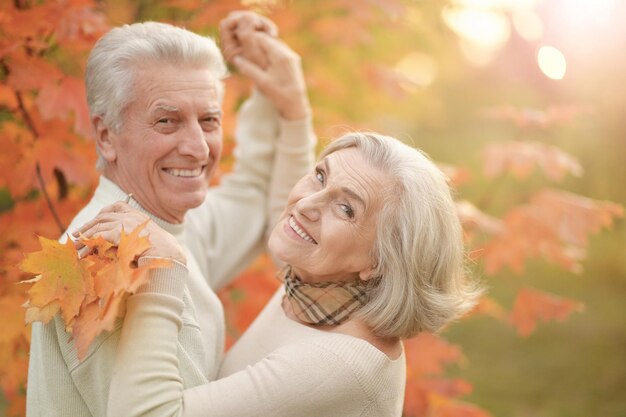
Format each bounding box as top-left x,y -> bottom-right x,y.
324,157 -> 366,208
204,107 -> 223,116
153,104 -> 179,112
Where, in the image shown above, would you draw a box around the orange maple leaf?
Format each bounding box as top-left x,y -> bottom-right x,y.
509,287 -> 584,336
91,221 -> 172,300
71,222 -> 172,359
71,294 -> 127,360
19,237 -> 92,325
20,222 -> 172,361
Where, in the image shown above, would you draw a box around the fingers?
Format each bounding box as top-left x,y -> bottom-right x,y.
220,11 -> 278,37
79,222 -> 119,242
250,13 -> 278,37
220,11 -> 278,67
232,55 -> 267,86
220,19 -> 241,63
222,45 -> 242,64
72,203 -> 149,245
249,33 -> 297,65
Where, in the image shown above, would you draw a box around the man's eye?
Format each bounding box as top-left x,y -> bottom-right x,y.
202,116 -> 221,124
157,118 -> 173,124
201,117 -> 221,130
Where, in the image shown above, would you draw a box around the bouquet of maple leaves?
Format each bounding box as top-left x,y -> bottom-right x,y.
19,222 -> 171,360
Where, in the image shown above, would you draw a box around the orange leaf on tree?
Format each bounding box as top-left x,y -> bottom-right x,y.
478,188 -> 623,275
529,189 -> 624,246
466,296 -> 507,321
0,293 -> 32,349
35,76 -> 92,137
481,104 -> 591,130
509,287 -> 584,336
431,398 -> 492,417
5,51 -> 63,92
482,140 -> 583,181
405,332 -> 462,377
0,84 -> 18,109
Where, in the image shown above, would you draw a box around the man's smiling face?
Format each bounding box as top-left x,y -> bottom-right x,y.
103,63 -> 223,223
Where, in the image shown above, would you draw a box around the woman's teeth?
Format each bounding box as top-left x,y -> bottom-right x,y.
289,216 -> 316,243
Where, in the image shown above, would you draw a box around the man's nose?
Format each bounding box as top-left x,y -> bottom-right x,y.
178,122 -> 209,160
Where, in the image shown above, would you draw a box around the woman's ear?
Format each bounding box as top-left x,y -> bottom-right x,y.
358,261 -> 378,281
93,116 -> 117,163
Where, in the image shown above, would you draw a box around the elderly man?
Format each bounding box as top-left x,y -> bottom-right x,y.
26,13 -> 315,417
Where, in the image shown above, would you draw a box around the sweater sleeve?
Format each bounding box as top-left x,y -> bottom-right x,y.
107,291 -> 377,417
267,115 -> 317,235
186,90 -> 315,291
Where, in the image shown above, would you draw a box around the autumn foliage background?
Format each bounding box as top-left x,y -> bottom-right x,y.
1,0 -> 625,416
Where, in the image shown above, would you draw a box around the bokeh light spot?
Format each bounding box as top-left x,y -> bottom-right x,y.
394,52 -> 438,92
537,46 -> 567,80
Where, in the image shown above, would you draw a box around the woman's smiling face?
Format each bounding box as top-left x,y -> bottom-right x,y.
268,147 -> 390,283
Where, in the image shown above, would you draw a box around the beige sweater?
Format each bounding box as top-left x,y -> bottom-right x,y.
107,279 -> 406,417
26,91 -> 316,417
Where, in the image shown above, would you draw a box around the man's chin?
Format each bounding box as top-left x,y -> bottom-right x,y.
165,190 -> 207,215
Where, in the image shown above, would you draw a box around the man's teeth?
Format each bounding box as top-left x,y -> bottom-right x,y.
289,217 -> 315,243
166,168 -> 202,177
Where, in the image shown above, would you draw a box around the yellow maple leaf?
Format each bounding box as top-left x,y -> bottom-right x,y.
19,237 -> 92,325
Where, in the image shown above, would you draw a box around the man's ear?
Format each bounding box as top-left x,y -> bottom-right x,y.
93,116 -> 117,163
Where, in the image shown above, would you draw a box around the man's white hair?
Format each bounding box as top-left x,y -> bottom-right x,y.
85,22 -> 227,170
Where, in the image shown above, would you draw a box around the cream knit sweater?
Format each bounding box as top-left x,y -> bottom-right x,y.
26,91 -> 316,417
108,281 -> 406,416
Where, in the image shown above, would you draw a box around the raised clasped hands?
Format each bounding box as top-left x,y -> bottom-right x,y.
220,11 -> 311,120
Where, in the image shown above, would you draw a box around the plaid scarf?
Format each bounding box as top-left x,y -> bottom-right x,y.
282,266 -> 371,326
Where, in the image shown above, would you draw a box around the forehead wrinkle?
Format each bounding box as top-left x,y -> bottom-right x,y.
340,186 -> 366,209
325,151 -> 386,213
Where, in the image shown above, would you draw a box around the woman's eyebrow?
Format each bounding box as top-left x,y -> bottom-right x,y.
325,157 -> 366,208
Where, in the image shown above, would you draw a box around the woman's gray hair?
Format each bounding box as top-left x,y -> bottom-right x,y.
320,132 -> 482,339
85,22 -> 227,169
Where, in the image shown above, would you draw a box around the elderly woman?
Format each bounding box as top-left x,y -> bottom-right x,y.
82,132 -> 481,417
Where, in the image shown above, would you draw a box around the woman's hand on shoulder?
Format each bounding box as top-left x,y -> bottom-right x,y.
72,202 -> 186,265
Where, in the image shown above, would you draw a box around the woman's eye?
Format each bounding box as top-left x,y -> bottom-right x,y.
340,204 -> 354,218
315,169 -> 325,184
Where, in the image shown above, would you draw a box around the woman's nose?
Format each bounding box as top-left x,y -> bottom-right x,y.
294,192 -> 322,222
